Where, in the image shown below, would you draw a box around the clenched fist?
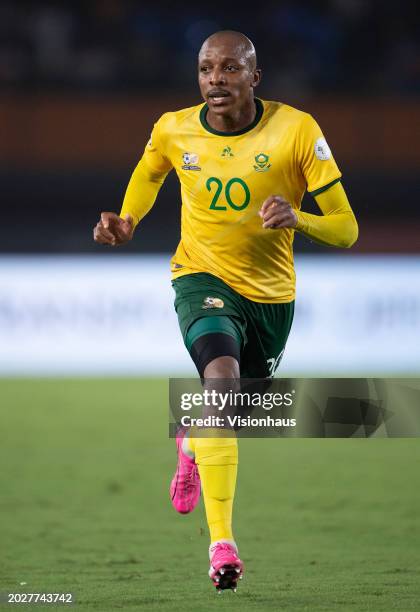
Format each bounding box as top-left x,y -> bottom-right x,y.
93,212 -> 134,246
259,195 -> 298,229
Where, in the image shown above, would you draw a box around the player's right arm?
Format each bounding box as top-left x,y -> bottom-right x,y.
93,116 -> 173,246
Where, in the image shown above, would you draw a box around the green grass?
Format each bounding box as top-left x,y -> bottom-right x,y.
0,378 -> 419,611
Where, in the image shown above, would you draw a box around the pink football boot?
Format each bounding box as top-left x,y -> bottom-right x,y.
170,427 -> 200,514
209,541 -> 244,592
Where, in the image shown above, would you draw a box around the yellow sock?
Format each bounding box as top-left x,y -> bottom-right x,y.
191,432 -> 238,543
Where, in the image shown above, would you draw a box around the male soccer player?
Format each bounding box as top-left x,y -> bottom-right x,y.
93,30 -> 358,592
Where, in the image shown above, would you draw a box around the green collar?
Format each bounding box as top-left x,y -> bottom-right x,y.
199,98 -> 264,136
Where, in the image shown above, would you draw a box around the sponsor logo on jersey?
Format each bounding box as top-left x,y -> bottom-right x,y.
221,146 -> 234,157
253,152 -> 271,172
314,137 -> 331,161
202,296 -> 224,309
182,152 -> 201,171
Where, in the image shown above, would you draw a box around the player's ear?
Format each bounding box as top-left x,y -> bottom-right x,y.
251,68 -> 262,89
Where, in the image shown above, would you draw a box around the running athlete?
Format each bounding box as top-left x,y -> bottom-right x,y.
93,30 -> 358,593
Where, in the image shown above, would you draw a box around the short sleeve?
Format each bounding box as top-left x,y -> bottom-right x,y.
141,115 -> 173,175
296,113 -> 342,195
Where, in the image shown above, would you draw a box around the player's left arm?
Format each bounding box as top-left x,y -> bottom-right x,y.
259,180 -> 358,248
260,112 -> 359,248
295,180 -> 358,248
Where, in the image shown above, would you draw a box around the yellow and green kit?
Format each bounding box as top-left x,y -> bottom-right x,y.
121,97 -> 357,304
120,97 -> 358,376
121,97 -> 359,549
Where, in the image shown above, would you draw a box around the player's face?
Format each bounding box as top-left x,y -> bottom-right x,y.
198,42 -> 260,115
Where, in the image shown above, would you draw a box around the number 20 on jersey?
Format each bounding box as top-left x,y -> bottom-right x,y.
206,177 -> 250,211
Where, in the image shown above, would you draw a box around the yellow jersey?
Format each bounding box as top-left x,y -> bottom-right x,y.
121,98 -> 343,303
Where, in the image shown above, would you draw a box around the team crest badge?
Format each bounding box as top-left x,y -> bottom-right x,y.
202,296 -> 224,309
254,153 -> 271,172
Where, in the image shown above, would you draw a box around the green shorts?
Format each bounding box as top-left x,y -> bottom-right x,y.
172,272 -> 294,378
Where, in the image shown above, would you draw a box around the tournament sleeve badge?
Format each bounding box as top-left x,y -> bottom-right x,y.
314,137 -> 332,161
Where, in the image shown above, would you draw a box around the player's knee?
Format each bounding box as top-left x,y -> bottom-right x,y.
204,355 -> 239,379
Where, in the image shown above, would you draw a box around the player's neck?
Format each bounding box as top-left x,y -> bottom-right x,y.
206,98 -> 256,134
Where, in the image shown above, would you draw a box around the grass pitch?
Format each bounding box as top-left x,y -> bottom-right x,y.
0,378 -> 419,611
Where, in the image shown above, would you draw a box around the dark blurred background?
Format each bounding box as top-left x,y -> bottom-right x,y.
1,0 -> 419,254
